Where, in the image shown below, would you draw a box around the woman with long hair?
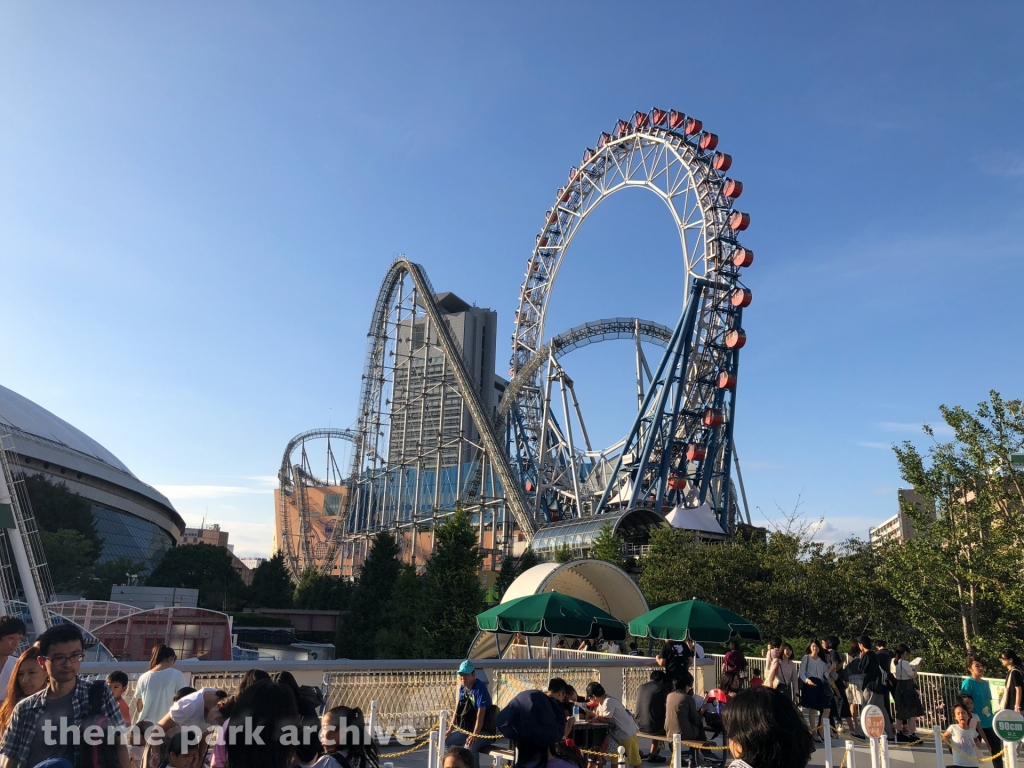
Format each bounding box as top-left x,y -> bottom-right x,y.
771,643 -> 799,702
226,679 -> 300,768
274,670 -> 319,720
0,647 -> 45,736
890,643 -> 924,739
134,644 -> 187,724
722,687 -> 814,768
798,640 -> 830,741
211,669 -> 272,768
1000,649 -> 1023,713
319,705 -> 380,768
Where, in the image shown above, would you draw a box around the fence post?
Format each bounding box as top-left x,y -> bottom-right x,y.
438,709 -> 448,752
617,746 -> 626,768
1007,740 -> 1018,768
428,729 -> 438,768
823,722 -> 833,768
845,739 -> 856,768
879,734 -> 890,768
369,700 -> 379,744
868,737 -> 880,768
672,734 -> 681,768
932,724 -> 943,768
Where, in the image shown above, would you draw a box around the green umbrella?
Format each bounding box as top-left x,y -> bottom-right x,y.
477,592 -> 627,639
477,591 -> 628,678
628,599 -> 761,644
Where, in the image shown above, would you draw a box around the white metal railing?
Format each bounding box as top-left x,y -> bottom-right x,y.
501,644 -> 632,660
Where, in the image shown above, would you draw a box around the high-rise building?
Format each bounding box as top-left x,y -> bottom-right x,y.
869,488 -> 934,545
388,292 -> 498,472
180,523 -> 253,584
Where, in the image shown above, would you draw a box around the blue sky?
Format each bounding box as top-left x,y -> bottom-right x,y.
2,3 -> 1022,557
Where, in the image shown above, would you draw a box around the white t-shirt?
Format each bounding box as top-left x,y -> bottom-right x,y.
596,696 -> 637,741
946,724 -> 979,767
134,666 -> 188,723
0,656 -> 17,694
170,688 -> 215,728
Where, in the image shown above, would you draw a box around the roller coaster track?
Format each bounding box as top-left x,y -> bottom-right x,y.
352,257 -> 536,539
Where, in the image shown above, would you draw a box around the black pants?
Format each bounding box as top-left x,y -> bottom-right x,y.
982,726 -> 1005,768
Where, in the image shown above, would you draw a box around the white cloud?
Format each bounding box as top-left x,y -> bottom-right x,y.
857,441 -> 892,450
155,484 -> 273,500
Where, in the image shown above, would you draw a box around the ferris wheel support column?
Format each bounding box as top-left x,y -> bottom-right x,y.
716,308 -> 743,530
643,280 -> 708,512
594,281 -> 700,516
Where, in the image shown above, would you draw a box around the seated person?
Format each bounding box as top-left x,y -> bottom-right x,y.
664,679 -> 703,743
497,690 -> 583,768
160,731 -> 199,768
632,670 -> 670,762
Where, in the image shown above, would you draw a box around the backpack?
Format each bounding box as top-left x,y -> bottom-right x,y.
866,654 -> 891,695
76,681 -> 122,768
299,685 -> 325,713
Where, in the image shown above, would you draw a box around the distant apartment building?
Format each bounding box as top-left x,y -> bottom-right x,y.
241,557 -> 266,570
869,489 -> 934,546
180,523 -> 253,584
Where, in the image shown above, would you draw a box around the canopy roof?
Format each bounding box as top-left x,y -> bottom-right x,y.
629,599 -> 761,643
476,592 -> 627,640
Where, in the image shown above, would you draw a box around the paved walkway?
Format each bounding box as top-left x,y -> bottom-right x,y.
384,734 -> 1010,767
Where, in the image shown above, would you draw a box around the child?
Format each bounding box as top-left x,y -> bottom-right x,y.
957,694 -> 982,737
107,671 -> 131,723
749,668 -> 764,688
943,704 -> 983,767
161,731 -> 199,768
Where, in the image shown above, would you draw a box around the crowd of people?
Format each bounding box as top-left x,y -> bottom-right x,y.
0,612 -> 1021,768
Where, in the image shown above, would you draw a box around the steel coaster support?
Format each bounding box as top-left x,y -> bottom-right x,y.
629,278 -> 708,510
594,281 -> 702,516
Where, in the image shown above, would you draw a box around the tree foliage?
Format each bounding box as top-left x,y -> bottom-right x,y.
335,531 -> 403,659
885,391 -> 1024,669
592,522 -> 625,569
293,567 -> 350,611
639,527 -> 903,649
492,548 -> 540,601
147,542 -> 244,610
419,509 -> 484,658
40,529 -> 96,593
24,474 -> 103,555
554,544 -> 574,563
247,553 -> 295,609
81,557 -> 148,601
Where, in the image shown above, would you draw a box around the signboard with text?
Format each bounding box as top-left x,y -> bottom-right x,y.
860,704 -> 886,739
994,709 -> 1024,743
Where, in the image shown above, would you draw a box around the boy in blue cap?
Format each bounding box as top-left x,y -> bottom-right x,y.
444,660 -> 493,768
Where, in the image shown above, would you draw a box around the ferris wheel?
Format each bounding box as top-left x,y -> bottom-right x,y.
508,108 -> 753,530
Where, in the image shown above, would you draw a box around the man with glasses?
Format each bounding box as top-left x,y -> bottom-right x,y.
0,624 -> 128,768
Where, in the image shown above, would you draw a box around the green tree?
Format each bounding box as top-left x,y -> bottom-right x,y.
374,564 -> 427,658
26,474 -> 103,558
336,531 -> 403,659
420,510 -> 483,658
554,544 -> 574,563
81,557 -> 149,600
592,522 -> 625,569
491,548 -> 541,601
885,391 -> 1024,668
147,543 -> 244,610
40,529 -> 96,593
247,553 -> 295,609
294,568 -> 350,611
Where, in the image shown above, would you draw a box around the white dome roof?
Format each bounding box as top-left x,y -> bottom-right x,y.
0,384 -> 133,474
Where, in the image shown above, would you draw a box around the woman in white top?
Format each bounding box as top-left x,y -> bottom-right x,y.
134,644 -> 188,724
798,640 -> 831,741
890,643 -> 924,736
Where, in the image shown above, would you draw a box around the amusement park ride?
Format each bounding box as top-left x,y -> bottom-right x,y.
276,107 -> 755,580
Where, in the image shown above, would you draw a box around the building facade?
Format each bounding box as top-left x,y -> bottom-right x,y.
869,488 -> 933,545
0,384 -> 184,573
180,523 -> 253,584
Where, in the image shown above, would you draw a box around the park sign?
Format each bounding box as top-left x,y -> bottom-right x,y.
860,704 -> 886,739
993,709 -> 1024,743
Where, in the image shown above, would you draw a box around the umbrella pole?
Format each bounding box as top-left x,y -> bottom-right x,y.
495,633 -> 501,659
547,634 -> 553,682
527,636 -> 533,660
